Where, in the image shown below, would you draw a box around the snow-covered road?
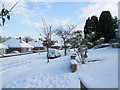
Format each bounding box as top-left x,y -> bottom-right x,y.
0,47 -> 118,88
1,52 -> 79,88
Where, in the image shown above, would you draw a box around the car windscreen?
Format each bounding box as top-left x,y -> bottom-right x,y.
49,50 -> 55,54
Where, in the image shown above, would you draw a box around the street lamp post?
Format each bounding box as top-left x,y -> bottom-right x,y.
38,34 -> 42,55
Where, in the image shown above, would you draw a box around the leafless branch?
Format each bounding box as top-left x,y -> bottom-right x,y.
0,0 -> 21,17
9,0 -> 21,12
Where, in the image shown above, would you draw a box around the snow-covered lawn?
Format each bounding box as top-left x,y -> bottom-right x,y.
0,47 -> 118,88
76,47 -> 118,88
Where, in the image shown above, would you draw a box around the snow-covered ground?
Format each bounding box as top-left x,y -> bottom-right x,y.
0,47 -> 118,88
76,47 -> 118,88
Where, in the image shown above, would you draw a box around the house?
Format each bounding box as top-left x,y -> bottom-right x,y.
59,42 -> 71,49
3,38 -> 34,53
0,43 -> 8,54
28,40 -> 46,51
51,42 -> 62,49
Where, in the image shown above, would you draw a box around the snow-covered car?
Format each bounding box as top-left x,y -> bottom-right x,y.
48,49 -> 61,58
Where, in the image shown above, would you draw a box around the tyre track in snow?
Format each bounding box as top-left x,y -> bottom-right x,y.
4,56 -> 79,88
0,53 -> 46,72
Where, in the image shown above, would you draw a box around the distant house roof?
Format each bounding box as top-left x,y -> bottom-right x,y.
3,38 -> 34,48
57,42 -> 71,46
52,43 -> 62,47
0,43 -> 8,49
28,40 -> 44,47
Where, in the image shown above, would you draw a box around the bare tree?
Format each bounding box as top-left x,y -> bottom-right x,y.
56,25 -> 76,55
41,18 -> 54,63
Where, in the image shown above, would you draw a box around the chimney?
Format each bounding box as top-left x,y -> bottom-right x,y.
25,38 -> 28,43
19,37 -> 22,43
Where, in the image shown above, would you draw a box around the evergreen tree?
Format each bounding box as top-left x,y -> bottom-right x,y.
99,11 -> 115,42
113,16 -> 119,30
91,15 -> 100,41
84,16 -> 99,45
84,17 -> 92,39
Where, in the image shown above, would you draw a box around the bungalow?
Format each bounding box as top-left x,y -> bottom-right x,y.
28,40 -> 46,51
3,38 -> 34,53
0,43 -> 8,55
59,42 -> 71,49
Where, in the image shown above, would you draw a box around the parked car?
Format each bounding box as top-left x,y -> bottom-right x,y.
33,50 -> 38,53
48,49 -> 61,59
9,51 -> 20,55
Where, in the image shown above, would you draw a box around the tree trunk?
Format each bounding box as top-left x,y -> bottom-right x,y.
77,53 -> 82,63
80,52 -> 85,64
65,46 -> 67,56
64,41 -> 67,56
47,47 -> 49,63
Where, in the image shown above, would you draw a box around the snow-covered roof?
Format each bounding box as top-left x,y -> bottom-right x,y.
48,48 -> 58,51
28,40 -> 44,47
0,43 -> 8,49
3,38 -> 34,48
67,43 -> 72,46
58,42 -> 71,46
52,43 -> 62,46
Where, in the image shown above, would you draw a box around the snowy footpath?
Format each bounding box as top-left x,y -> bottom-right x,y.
0,47 -> 118,88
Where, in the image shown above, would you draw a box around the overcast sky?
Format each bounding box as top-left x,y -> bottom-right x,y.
0,0 -> 118,41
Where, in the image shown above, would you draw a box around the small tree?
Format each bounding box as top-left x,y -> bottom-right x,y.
56,25 -> 76,55
23,36 -> 33,43
40,18 -> 54,63
70,30 -> 90,64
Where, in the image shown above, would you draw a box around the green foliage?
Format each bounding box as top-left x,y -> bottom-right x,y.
84,11 -> 117,44
113,16 -> 119,30
84,15 -> 99,46
94,37 -> 105,45
99,11 -> 115,42
70,30 -> 89,64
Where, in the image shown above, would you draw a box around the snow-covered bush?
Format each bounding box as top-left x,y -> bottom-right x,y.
94,37 -> 105,45
70,30 -> 89,64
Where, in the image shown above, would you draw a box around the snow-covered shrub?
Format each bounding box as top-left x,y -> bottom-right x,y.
94,37 -> 105,45
70,30 -> 89,64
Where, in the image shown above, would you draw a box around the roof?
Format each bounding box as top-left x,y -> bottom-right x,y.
52,43 -> 62,46
58,42 -> 71,46
0,43 -> 8,49
28,40 -> 44,47
3,38 -> 34,48
48,48 -> 58,51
